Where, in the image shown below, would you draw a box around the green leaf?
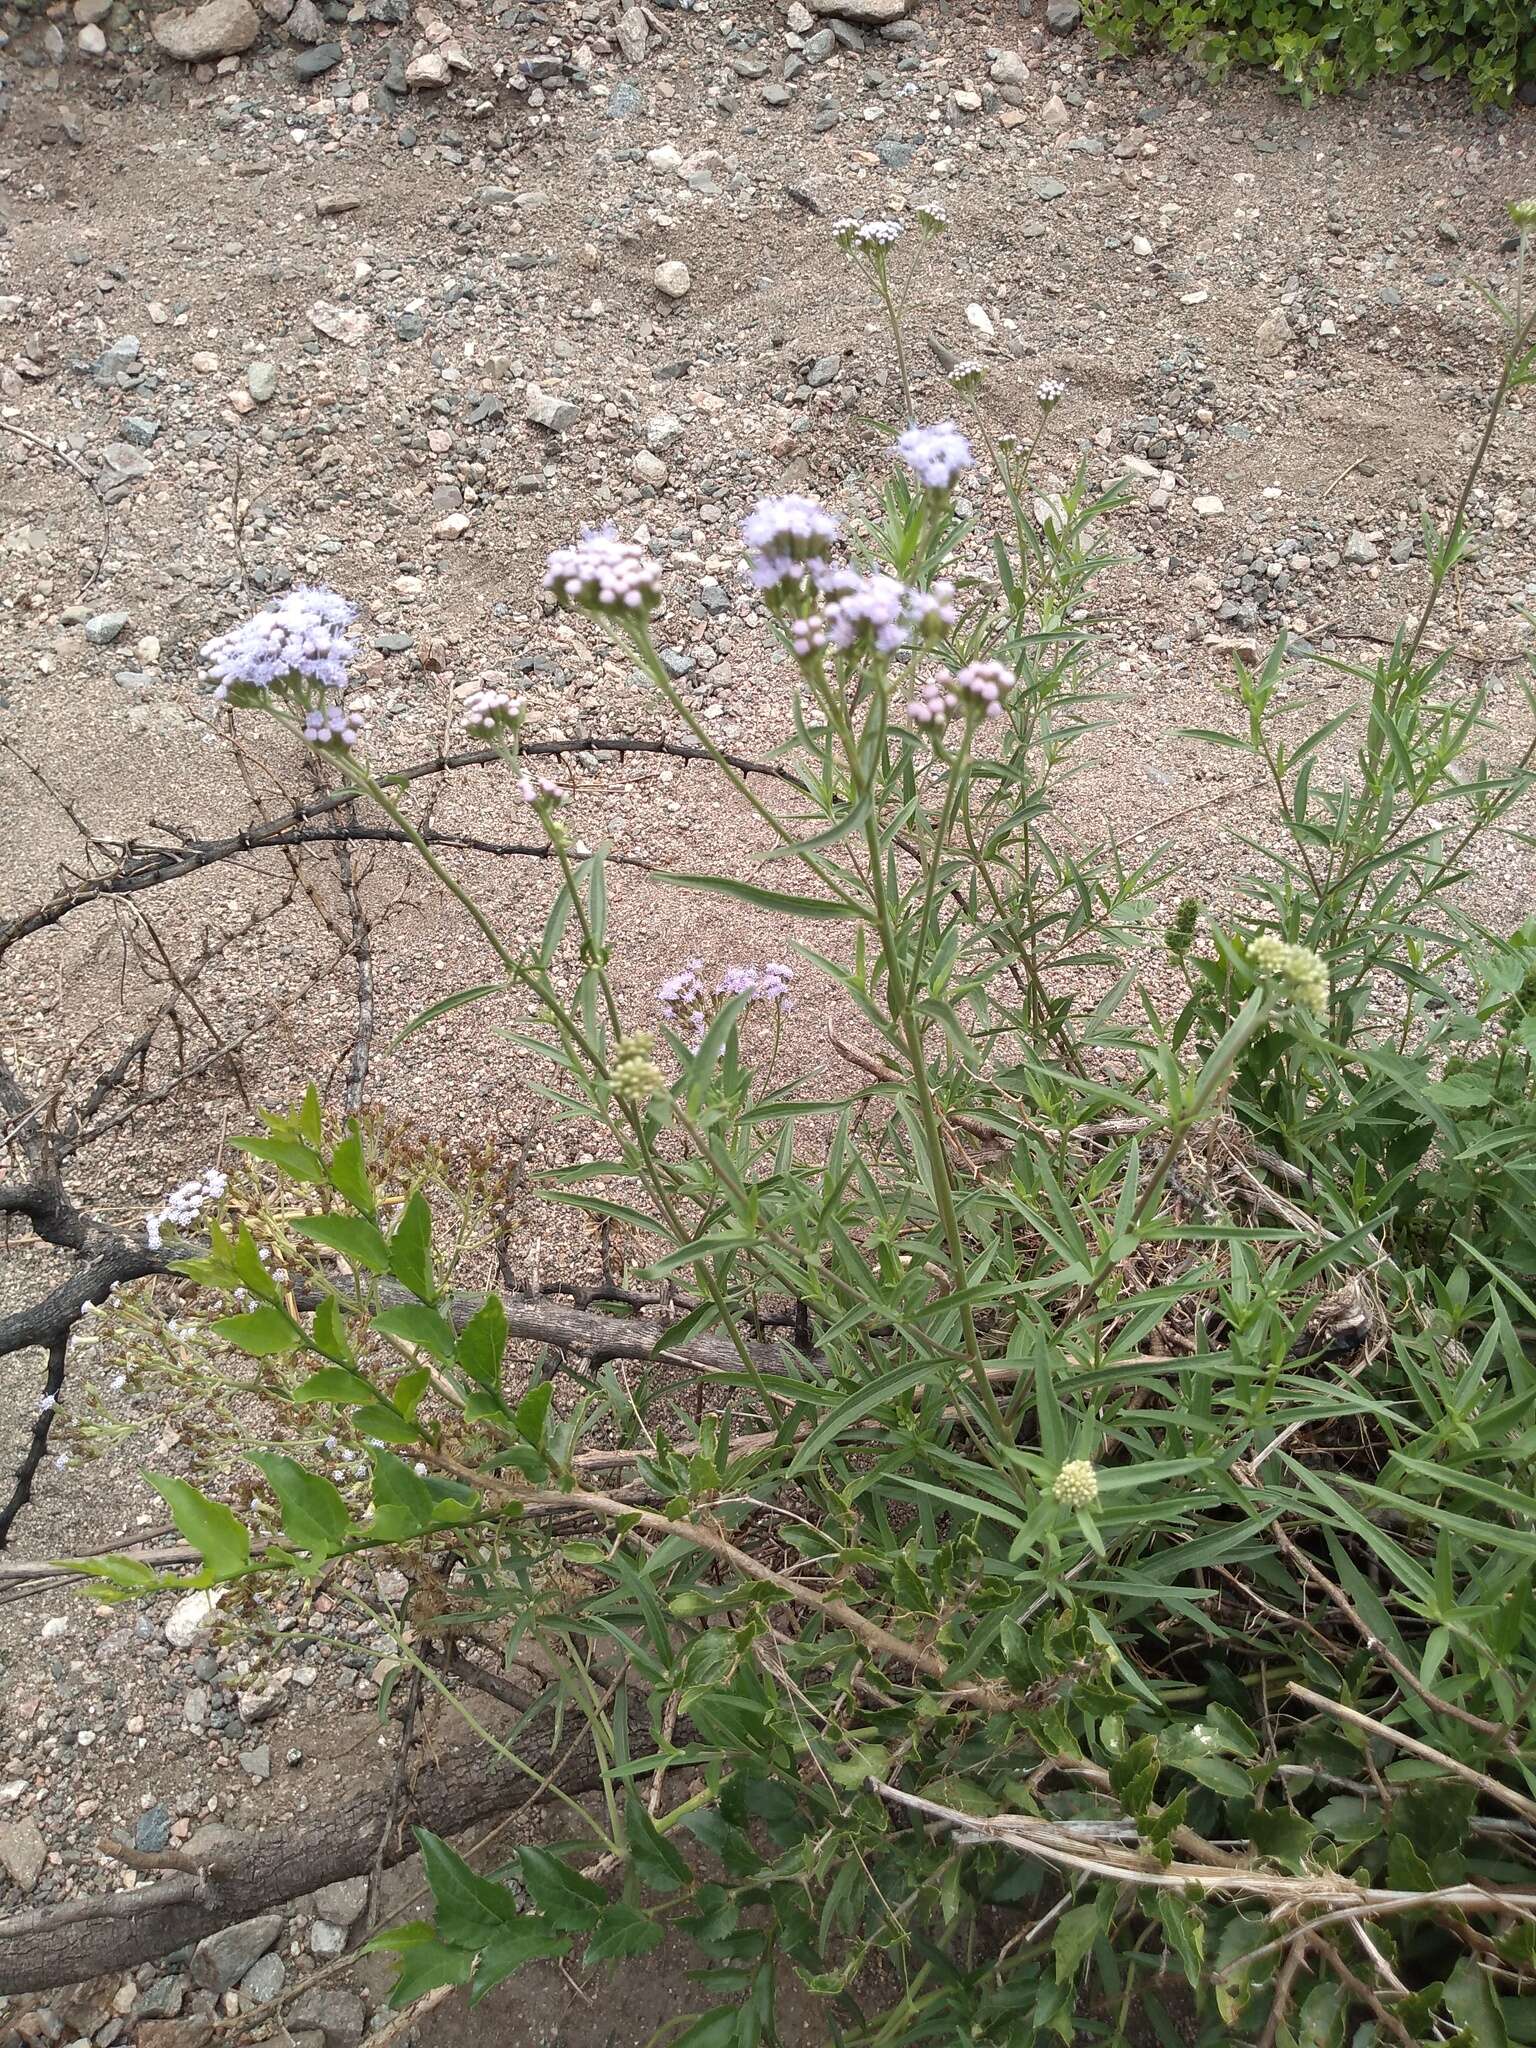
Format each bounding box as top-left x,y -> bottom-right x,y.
250,1454 -> 351,1558
626,1794 -> 692,1894
672,2008 -> 744,2048
389,1191 -> 435,1300
292,1214 -> 392,1274
513,1379 -> 553,1450
291,1365 -> 373,1406
388,1936 -> 474,2007
470,1922 -> 571,2002
1443,1954 -> 1510,2047
1247,1805 -> 1315,1869
210,1308 -> 303,1358
416,1829 -> 520,1950
146,1474 -> 250,1580
368,1451 -> 437,1539
392,1366 -> 431,1424
231,1224 -> 280,1304
310,1295 -> 354,1366
232,1135 -> 326,1183
374,1302 -> 458,1363
457,1294 -> 507,1391
394,982 -> 503,1048
328,1126 -> 376,1216
585,1903 -> 664,1963
515,1845 -> 606,1930
1054,1899 -> 1102,1984
657,871 -> 867,923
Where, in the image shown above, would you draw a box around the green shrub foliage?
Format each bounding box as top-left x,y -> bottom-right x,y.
77,208 -> 1536,2045
1086,0 -> 1532,101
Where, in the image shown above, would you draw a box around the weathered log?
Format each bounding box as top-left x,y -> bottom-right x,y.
0,1720 -> 599,1996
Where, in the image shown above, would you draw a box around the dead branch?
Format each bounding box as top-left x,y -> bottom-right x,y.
0,1717 -> 613,1996
0,735 -> 798,963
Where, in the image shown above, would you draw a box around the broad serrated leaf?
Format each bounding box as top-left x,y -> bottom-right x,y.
210,1308 -> 303,1358
147,1474 -> 250,1579
515,1845 -> 606,1930
457,1294 -> 507,1391
389,1190 -> 435,1301
292,1214 -> 391,1274
250,1453 -> 351,1557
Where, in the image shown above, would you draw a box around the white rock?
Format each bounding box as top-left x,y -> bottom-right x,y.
0,1779 -> 27,1806
79,24 -> 107,52
654,259 -> 691,299
307,301 -> 370,345
404,49 -> 451,86
151,0 -> 259,60
647,144 -> 683,174
965,303 -> 995,340
1040,92 -> 1069,130
434,512 -> 473,537
786,0 -> 813,26
989,50 -> 1027,86
646,411 -> 683,451
807,0 -> 905,18
165,1588 -> 224,1649
1132,234 -> 1154,256
41,1615 -> 68,1640
1255,306 -> 1292,356
631,450 -> 667,486
1193,495 -> 1225,520
190,350 -> 219,373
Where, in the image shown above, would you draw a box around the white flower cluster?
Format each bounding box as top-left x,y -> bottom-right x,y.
145,1166 -> 227,1251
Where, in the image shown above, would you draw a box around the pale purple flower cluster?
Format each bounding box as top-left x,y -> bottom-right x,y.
302,703 -> 364,749
1037,377 -> 1067,408
518,771 -> 566,808
948,359 -> 984,392
202,587 -> 357,697
834,217 -> 904,254
658,958 -> 796,1051
823,573 -> 957,657
742,495 -> 841,592
462,683 -> 523,736
543,527 -> 661,614
908,659 -> 1015,731
895,422 -> 974,493
145,1165 -> 227,1251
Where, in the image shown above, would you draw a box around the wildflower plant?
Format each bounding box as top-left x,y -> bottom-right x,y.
72,213 -> 1536,2048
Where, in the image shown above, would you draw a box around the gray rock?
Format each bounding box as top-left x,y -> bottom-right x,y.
152,0 -> 260,60
654,258 -> 691,298
134,1801 -> 172,1851
1255,307 -> 1291,356
761,81 -> 789,104
806,354 -> 840,388
284,0 -> 325,37
1045,0 -> 1082,29
287,1988 -> 366,2047
807,0 -> 905,18
238,1744 -> 271,1782
246,362 -> 278,403
615,4 -> 646,61
989,49 -> 1028,85
190,1913 -> 284,1992
134,1976 -> 185,2021
312,1875 -> 369,1926
309,1918 -> 348,1958
607,80 -> 643,119
294,40 -> 342,75
84,611 -> 130,647
631,449 -> 667,486
803,26 -> 835,59
524,387 -> 578,431
103,442 -> 152,482
122,415 -> 161,447
1344,530 -> 1380,565
1031,176 -> 1068,201
239,1952 -> 286,2006
93,335 -> 140,387
0,1819 -> 46,1893
645,411 -> 682,452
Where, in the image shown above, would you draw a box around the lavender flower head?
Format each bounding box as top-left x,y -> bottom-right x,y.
1037,377 -> 1068,409
909,658 -> 1015,732
824,572 -> 913,657
302,704 -> 364,750
742,495 -> 840,594
834,218 -> 905,256
658,958 -> 796,1052
462,684 -> 524,737
202,587 -> 358,698
518,771 -> 566,809
948,359 -> 984,394
895,422 -> 974,493
544,527 -> 661,615
145,1165 -> 227,1252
